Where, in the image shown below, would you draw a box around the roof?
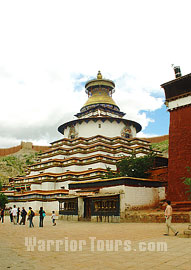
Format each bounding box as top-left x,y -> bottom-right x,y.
161,73 -> 191,101
82,88 -> 118,108
85,71 -> 115,90
69,176 -> 167,189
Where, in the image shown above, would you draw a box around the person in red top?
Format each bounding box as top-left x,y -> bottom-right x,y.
164,200 -> 179,236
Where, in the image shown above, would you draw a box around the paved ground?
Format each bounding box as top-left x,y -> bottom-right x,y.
0,217 -> 190,270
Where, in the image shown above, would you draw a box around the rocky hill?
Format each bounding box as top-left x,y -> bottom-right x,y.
0,149 -> 39,185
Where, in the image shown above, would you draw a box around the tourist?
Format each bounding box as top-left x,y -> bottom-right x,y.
39,207 -> 45,227
17,207 -> 20,224
51,211 -> 56,226
0,208 -> 4,223
19,207 -> 27,225
11,205 -> 18,225
28,207 -> 35,228
9,207 -> 13,222
164,200 -> 179,236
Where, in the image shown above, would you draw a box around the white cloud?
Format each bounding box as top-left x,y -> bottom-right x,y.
0,0 -> 190,147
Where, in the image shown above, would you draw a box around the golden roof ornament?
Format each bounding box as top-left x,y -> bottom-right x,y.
97,71 -> 102,79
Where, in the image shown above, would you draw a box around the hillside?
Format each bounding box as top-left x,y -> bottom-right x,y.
0,149 -> 39,185
151,140 -> 169,157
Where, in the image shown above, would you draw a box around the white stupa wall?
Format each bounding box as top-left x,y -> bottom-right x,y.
63,120 -> 137,138
30,180 -> 71,191
41,181 -> 56,190
40,151 -> 131,160
41,163 -> 116,173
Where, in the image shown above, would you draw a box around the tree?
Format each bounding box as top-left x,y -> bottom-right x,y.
101,167 -> 117,179
182,166 -> 191,200
0,180 -> 8,208
101,152 -> 156,179
116,152 -> 156,179
0,193 -> 8,209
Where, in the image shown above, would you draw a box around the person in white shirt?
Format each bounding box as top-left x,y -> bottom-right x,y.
11,205 -> 18,225
164,200 -> 179,236
51,211 -> 56,226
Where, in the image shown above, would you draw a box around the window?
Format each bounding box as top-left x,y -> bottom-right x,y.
98,124 -> 101,128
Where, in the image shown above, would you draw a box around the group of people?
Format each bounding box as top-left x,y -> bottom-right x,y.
1,201 -> 179,235
8,205 -> 57,227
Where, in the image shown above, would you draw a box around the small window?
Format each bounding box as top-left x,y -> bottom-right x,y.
98,124 -> 101,128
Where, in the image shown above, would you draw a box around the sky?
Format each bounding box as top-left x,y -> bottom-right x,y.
0,0 -> 190,148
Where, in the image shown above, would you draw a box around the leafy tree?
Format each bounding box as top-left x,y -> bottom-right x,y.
116,152 -> 156,178
0,193 -> 8,209
101,167 -> 117,179
182,166 -> 191,200
102,152 -> 156,179
101,152 -> 156,179
0,181 -> 2,191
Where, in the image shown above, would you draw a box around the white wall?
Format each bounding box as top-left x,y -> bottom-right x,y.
41,182 -> 56,190
123,186 -> 165,208
7,201 -> 59,214
97,184 -> 165,212
64,120 -> 136,138
31,183 -> 41,191
167,95 -> 191,110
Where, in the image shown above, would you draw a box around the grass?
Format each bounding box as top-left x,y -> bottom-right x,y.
151,140 -> 169,155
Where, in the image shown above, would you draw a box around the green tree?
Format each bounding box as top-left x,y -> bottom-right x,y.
116,152 -> 156,178
182,166 -> 191,200
0,193 -> 8,209
101,167 -> 117,179
101,152 -> 156,179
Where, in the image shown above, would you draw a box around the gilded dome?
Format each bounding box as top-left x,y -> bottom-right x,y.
82,71 -> 118,109
82,88 -> 117,107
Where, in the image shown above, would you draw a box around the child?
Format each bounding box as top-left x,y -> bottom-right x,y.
51,211 -> 56,226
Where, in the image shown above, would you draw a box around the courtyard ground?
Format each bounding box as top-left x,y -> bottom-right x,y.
0,216 -> 190,270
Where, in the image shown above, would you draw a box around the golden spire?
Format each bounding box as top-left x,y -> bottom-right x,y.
97,70 -> 102,79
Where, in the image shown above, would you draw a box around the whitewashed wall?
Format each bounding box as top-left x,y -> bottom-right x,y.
123,186 -> 165,208
63,120 -> 137,138
7,200 -> 59,214
97,184 -> 165,211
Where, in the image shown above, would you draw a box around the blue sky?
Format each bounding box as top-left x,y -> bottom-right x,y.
140,105 -> 170,137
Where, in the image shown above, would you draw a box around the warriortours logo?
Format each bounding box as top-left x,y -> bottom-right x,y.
25,237 -> 168,252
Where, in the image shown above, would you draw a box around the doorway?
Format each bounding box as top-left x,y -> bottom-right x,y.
84,198 -> 91,220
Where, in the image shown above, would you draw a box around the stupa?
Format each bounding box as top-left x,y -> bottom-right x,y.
7,72 -> 166,220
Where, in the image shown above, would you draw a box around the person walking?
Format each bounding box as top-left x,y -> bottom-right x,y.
9,207 -> 13,222
28,207 -> 35,228
39,207 -> 45,227
17,207 -> 20,224
0,209 -> 4,223
164,200 -> 179,236
19,207 -> 27,225
11,205 -> 17,225
51,211 -> 56,226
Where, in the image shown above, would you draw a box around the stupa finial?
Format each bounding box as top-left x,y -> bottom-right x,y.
97,71 -> 102,79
